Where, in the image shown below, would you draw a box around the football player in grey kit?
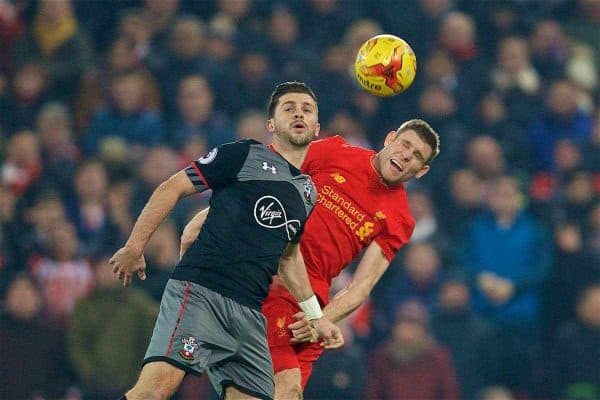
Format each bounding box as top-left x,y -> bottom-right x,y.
110,82 -> 343,400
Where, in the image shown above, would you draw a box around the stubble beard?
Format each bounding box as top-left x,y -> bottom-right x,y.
289,132 -> 314,147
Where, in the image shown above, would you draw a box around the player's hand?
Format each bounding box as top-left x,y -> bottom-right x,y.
311,317 -> 345,349
110,246 -> 147,288
289,312 -> 318,344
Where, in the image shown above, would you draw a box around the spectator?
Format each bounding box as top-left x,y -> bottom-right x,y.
0,0 -> 24,69
542,221 -> 597,347
1,130 -> 43,199
135,220 -> 179,301
415,85 -> 470,187
436,11 -> 488,119
28,219 -> 95,327
116,8 -> 154,65
432,272 -> 500,399
152,15 -> 221,116
2,62 -> 50,133
12,0 -> 94,101
406,188 -> 450,260
459,176 -> 552,394
364,300 -> 460,400
128,146 -> 183,219
528,79 -> 593,170
222,50 -> 279,115
84,70 -> 166,154
67,257 -> 158,398
265,6 -> 318,82
467,136 -> 507,184
490,36 -> 542,127
325,111 -> 371,149
12,190 -> 67,268
236,109 -> 271,143
437,168 -> 485,238
529,20 -> 569,81
170,74 -> 236,150
549,284 -> 600,399
74,36 -> 161,132
0,275 -> 69,399
304,270 -> 369,400
374,242 -> 444,342
67,161 -> 120,259
143,0 -> 181,52
473,92 -> 532,174
36,102 -> 81,197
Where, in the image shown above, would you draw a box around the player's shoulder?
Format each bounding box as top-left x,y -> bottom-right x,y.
383,184 -> 415,227
308,135 -> 372,153
219,138 -> 263,149
308,135 -> 346,150
217,138 -> 267,156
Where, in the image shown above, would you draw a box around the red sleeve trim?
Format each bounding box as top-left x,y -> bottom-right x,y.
192,162 -> 210,189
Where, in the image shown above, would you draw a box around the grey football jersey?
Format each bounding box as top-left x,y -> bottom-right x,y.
174,139 -> 316,309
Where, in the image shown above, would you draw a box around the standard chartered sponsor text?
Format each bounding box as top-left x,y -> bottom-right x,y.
318,185 -> 365,229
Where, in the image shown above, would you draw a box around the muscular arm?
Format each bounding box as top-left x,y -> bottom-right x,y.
323,241 -> 390,323
278,243 -> 316,303
279,243 -> 345,348
180,207 -> 209,258
125,171 -> 197,254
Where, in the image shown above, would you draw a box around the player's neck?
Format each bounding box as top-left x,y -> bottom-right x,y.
270,142 -> 308,169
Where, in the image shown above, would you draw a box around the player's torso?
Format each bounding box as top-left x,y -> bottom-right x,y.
177,142 -> 316,308
300,138 -> 406,283
189,145 -> 314,268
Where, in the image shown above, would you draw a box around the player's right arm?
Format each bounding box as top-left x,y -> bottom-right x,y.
111,170 -> 197,287
278,243 -> 345,349
180,207 -> 209,258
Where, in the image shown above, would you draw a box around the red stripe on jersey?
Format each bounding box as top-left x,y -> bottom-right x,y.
191,162 -> 210,189
165,281 -> 192,356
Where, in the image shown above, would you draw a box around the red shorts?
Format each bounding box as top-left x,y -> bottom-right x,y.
263,290 -> 324,389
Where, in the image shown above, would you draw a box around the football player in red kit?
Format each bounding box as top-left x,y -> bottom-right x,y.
181,113 -> 440,397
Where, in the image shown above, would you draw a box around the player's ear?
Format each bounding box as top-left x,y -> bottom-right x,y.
266,118 -> 275,133
314,122 -> 320,137
383,131 -> 397,146
415,165 -> 430,179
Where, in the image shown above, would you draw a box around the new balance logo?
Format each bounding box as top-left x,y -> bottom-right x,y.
262,162 -> 277,174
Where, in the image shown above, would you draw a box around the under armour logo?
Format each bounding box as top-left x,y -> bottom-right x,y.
262,162 -> 277,174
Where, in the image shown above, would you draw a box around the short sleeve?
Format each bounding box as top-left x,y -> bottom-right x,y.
375,212 -> 415,262
185,140 -> 253,191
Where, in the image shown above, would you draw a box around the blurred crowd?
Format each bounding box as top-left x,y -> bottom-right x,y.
0,0 -> 598,399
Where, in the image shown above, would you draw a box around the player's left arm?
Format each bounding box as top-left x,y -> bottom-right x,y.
323,241 -> 390,323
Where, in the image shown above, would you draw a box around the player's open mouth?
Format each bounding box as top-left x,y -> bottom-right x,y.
291,122 -> 306,129
390,159 -> 403,172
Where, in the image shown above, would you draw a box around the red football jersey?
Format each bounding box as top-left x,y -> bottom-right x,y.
296,135 -> 415,304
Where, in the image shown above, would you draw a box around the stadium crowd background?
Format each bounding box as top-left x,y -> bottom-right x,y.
0,0 -> 598,399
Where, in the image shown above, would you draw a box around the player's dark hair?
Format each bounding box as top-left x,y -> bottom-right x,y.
396,119 -> 440,164
267,82 -> 318,118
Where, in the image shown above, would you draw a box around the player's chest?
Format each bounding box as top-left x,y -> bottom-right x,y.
309,167 -> 393,243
